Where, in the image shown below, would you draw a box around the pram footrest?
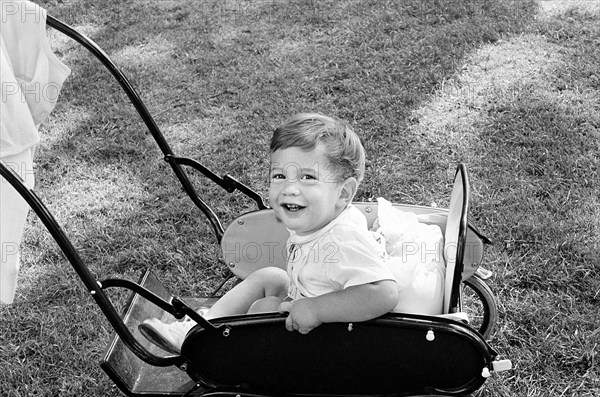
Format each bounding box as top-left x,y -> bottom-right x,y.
100,270 -> 218,396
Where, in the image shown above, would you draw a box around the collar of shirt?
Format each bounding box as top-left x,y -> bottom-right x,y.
287,204 -> 367,246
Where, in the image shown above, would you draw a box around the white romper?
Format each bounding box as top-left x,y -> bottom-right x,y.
286,204 -> 394,300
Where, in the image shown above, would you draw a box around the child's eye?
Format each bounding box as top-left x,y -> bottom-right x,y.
301,174 -> 317,181
271,173 -> 285,180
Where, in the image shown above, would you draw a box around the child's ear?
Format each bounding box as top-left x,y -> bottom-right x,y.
337,177 -> 358,207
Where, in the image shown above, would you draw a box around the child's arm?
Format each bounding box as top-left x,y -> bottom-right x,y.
278,280 -> 398,334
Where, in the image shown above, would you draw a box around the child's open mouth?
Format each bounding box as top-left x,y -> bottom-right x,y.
283,203 -> 305,212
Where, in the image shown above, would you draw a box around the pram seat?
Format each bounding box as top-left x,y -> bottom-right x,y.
174,165 -> 499,396
100,165 -> 507,397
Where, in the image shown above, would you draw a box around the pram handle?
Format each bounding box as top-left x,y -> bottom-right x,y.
165,155 -> 266,210
45,15 -> 268,243
0,161 -> 185,368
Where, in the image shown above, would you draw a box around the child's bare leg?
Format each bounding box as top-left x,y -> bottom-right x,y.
205,267 -> 288,319
139,267 -> 287,354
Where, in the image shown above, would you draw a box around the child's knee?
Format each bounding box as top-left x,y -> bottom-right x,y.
248,267 -> 288,296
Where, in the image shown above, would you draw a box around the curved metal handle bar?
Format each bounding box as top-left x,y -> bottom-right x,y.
166,155 -> 267,211
100,278 -> 219,332
45,15 -> 226,241
0,161 -> 182,367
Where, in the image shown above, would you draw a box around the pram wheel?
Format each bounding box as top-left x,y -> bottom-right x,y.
462,274 -> 498,339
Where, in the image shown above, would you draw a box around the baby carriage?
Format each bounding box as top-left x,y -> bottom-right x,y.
0,14 -> 512,397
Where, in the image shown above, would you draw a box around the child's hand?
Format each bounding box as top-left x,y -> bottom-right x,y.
278,299 -> 322,334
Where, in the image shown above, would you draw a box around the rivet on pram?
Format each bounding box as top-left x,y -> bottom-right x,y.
348,323 -> 353,331
426,330 -> 435,341
365,207 -> 372,213
481,367 -> 491,378
229,262 -> 235,268
223,327 -> 231,337
238,219 -> 244,225
180,363 -> 187,371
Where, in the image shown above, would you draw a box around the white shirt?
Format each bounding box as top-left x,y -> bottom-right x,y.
286,204 -> 394,300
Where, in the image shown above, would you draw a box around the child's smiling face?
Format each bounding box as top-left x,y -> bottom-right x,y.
269,145 -> 347,236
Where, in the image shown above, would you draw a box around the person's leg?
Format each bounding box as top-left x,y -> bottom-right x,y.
1,149 -> 34,304
139,266 -> 288,353
206,266 -> 288,318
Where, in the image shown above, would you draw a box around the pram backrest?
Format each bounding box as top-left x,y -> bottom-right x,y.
443,164 -> 470,314
221,201 -> 485,283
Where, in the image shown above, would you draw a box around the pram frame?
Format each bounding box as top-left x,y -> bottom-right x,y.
0,14 -> 510,397
1,160 -> 500,397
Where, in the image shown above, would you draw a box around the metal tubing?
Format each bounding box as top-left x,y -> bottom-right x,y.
166,155 -> 266,211
0,161 -> 182,367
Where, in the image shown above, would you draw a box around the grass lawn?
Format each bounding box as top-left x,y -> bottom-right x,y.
1,0 -> 598,396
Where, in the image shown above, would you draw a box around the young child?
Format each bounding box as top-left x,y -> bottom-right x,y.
139,113 -> 398,354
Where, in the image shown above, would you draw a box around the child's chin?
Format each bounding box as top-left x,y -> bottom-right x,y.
282,220 -> 307,233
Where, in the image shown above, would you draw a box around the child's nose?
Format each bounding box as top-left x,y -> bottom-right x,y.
281,178 -> 300,195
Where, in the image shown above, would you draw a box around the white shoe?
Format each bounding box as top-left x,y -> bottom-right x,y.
138,316 -> 196,354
